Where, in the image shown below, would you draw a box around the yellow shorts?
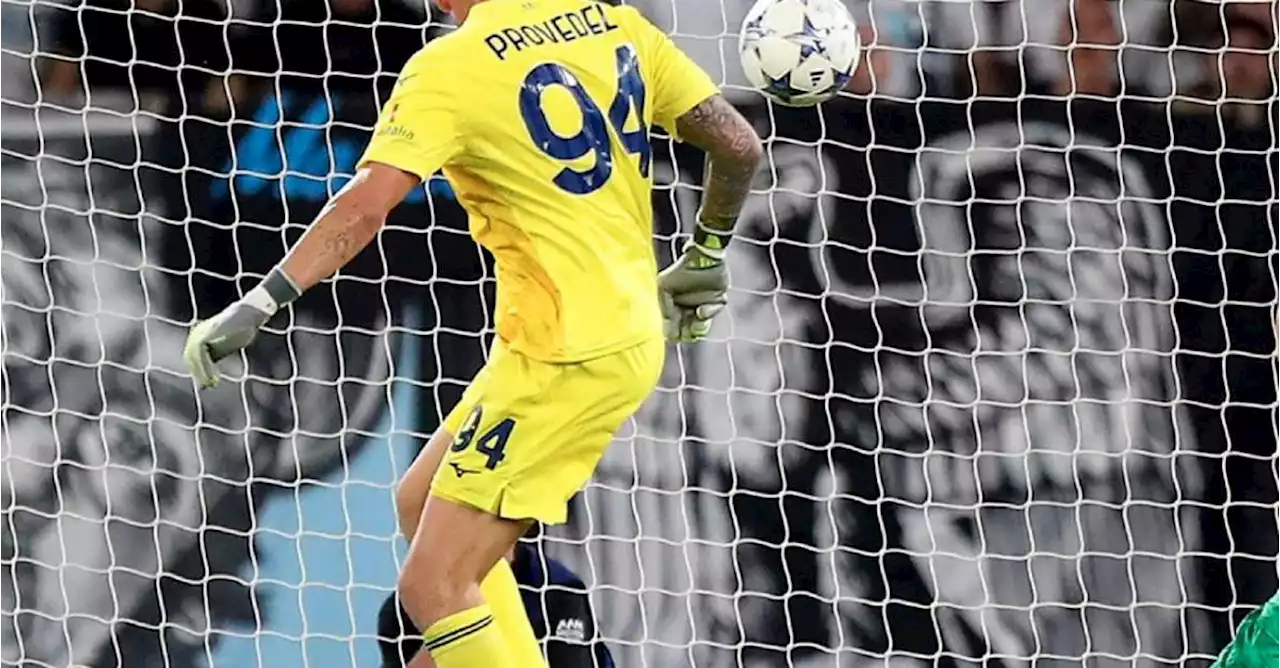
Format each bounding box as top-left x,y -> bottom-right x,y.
433,337 -> 665,525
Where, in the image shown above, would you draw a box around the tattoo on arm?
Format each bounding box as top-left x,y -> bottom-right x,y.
268,163 -> 416,294
320,221 -> 358,259
674,95 -> 763,232
281,202 -> 383,291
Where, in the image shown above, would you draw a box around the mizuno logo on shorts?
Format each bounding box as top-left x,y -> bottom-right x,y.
449,462 -> 479,478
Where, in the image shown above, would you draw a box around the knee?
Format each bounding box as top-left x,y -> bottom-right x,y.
397,552 -> 470,627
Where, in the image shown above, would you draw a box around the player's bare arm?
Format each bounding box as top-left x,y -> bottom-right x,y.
658,94 -> 762,342
675,94 -> 763,236
278,164 -> 418,291
182,163 -> 417,387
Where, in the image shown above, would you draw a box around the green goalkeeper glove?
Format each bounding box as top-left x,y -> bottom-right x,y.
183,269 -> 300,389
659,223 -> 731,343
1212,593 -> 1279,668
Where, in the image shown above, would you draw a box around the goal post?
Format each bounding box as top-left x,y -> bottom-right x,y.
2,1 -> 1276,668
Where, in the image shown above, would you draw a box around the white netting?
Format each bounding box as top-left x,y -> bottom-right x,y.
2,1 -> 1276,668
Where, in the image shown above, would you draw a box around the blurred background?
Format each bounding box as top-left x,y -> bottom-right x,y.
1,1 -> 1276,667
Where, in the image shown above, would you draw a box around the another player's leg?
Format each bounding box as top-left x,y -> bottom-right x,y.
377,591 -> 419,667
394,428 -> 544,667
399,491 -> 530,668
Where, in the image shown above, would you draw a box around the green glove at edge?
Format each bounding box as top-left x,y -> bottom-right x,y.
183,269 -> 301,389
658,222 -> 732,343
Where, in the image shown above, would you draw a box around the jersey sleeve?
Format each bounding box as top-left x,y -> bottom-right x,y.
618,7 -> 720,139
358,46 -> 464,181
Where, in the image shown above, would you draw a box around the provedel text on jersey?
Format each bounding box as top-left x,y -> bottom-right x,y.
484,3 -> 619,60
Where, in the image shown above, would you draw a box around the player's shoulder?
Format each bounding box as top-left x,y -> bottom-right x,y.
398,31 -> 472,82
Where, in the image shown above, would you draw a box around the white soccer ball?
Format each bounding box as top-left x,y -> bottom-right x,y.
738,0 -> 862,107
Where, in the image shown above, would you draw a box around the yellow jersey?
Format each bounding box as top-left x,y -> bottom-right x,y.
359,0 -> 719,362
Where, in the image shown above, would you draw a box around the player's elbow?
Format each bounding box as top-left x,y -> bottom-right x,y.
724,117 -> 764,172
677,95 -> 764,172
709,132 -> 764,184
331,196 -> 390,239
333,162 -> 421,225
736,134 -> 765,171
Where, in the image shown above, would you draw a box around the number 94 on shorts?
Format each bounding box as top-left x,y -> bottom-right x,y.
432,338 -> 665,525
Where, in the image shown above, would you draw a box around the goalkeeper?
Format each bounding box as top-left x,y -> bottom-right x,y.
378,541 -> 614,668
182,0 -> 762,665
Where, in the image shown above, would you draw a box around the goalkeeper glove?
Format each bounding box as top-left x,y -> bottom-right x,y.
659,222 -> 731,343
183,269 -> 301,389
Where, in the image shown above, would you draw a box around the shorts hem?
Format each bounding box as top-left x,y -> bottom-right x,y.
431,483 -> 569,526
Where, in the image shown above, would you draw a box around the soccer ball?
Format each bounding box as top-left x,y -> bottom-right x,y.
738,0 -> 862,107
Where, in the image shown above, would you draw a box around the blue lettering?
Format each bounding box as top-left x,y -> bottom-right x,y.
211,92 -> 457,204
212,92 -> 291,200
328,139 -> 359,195
278,97 -> 333,201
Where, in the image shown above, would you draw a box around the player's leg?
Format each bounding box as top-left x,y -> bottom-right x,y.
399,493 -> 530,668
476,549 -> 546,666
395,429 -> 544,667
379,549 -> 532,668
403,338 -> 664,668
394,430 -> 448,540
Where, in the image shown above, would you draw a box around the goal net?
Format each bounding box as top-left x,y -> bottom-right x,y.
2,1 -> 1276,667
